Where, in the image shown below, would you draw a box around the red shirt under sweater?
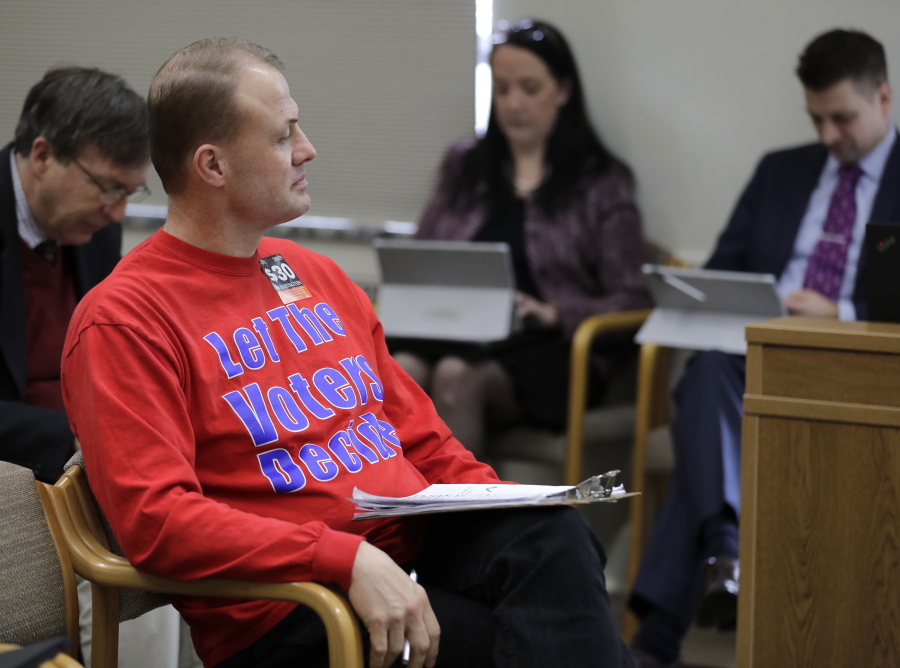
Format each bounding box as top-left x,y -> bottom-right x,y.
61,230 -> 500,666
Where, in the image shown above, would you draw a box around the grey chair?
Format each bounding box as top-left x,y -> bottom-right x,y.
0,461 -> 80,656
488,310 -> 651,487
487,242 -> 680,489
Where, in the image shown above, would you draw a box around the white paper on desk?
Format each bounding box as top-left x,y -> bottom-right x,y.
351,482 -> 628,519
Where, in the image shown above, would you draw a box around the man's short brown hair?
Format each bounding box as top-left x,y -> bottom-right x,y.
148,38 -> 285,195
15,66 -> 148,167
796,29 -> 887,94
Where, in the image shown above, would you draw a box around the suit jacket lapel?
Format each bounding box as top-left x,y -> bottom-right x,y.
773,146 -> 829,276
68,244 -> 89,298
869,129 -> 900,223
853,129 -> 900,312
0,144 -> 28,398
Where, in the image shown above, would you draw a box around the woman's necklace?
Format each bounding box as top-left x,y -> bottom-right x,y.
513,164 -> 546,195
508,156 -> 548,196
513,174 -> 542,193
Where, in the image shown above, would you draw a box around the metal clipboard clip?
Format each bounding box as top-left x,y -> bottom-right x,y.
567,470 -> 625,501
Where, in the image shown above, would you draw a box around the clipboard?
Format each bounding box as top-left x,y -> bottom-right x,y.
351,471 -> 637,520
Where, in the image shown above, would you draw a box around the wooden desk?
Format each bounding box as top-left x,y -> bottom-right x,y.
738,317 -> 900,668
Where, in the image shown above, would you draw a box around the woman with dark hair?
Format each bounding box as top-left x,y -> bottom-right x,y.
395,19 -> 652,458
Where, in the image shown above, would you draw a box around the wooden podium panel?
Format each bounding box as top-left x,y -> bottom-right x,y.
738,317 -> 900,668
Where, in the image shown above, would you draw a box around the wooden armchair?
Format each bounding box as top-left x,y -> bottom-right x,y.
560,253 -> 690,639
487,309 -> 653,496
39,465 -> 364,668
562,309 -> 653,486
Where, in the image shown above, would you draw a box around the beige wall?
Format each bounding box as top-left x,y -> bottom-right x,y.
495,1 -> 900,262
0,0 -> 474,226
4,2 -> 900,262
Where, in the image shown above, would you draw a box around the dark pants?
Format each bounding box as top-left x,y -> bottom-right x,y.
217,507 -> 635,668
629,351 -> 745,634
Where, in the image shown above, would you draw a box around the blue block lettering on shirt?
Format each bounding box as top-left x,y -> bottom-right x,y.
287,303 -> 333,345
327,430 -> 364,473
223,383 -> 279,446
376,418 -> 401,449
258,449 -> 307,492
313,368 -> 357,409
203,332 -> 243,379
268,386 -> 311,432
314,302 -> 346,337
355,356 -> 385,401
234,327 -> 266,370
267,306 -> 309,354
358,412 -> 399,458
287,373 -> 335,420
346,420 -> 386,462
251,317 -> 281,363
298,444 -> 340,481
339,357 -> 369,405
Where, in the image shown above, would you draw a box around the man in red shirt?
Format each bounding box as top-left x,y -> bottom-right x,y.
62,38 -> 634,668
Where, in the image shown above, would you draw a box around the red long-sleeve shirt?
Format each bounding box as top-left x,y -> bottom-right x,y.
62,230 -> 500,666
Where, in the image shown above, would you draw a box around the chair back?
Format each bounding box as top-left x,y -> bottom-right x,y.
0,462 -> 79,653
45,459 -> 364,668
63,452 -> 170,621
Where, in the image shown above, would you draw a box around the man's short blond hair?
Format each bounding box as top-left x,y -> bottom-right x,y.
148,38 -> 284,195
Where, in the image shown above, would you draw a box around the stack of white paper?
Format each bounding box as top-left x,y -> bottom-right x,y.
351,479 -> 630,520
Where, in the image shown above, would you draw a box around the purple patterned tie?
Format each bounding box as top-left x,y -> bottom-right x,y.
802,163 -> 864,301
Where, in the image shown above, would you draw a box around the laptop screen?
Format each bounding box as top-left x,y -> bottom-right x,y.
373,239 -> 517,343
374,239 -> 513,289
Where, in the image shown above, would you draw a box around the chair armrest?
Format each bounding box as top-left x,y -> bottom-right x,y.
564,309 -> 652,485
41,469 -> 363,668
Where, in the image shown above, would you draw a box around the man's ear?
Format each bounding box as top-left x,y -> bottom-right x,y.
28,136 -> 54,177
877,81 -> 893,116
192,144 -> 227,188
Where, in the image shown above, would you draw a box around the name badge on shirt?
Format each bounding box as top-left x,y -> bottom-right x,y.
259,254 -> 311,303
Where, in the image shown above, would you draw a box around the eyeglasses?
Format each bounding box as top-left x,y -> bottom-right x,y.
73,158 -> 151,205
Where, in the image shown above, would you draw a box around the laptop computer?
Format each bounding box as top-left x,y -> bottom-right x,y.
865,222 -> 900,323
636,264 -> 785,354
373,239 -> 518,344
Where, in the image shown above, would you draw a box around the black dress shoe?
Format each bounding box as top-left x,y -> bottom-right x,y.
695,555 -> 739,630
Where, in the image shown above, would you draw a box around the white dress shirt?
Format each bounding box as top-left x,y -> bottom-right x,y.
776,127 -> 897,320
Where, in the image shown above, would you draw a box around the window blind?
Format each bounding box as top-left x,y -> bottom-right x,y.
0,0 -> 475,224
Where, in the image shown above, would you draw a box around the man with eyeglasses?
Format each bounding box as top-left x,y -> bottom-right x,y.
0,65 -> 149,483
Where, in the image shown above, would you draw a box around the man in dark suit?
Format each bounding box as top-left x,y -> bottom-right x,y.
0,66 -> 149,483
629,29 -> 900,668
